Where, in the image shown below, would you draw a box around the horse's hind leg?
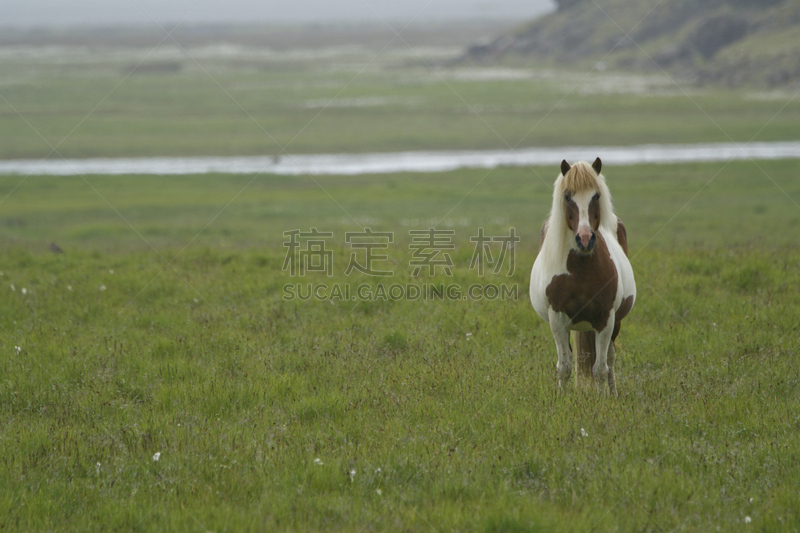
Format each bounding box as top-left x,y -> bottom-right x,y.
574,331 -> 596,389
607,341 -> 617,396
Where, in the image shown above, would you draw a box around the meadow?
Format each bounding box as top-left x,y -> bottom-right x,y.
2,30 -> 800,160
1,27 -> 800,531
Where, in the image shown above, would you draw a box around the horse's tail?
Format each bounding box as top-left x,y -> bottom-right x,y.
573,331 -> 596,383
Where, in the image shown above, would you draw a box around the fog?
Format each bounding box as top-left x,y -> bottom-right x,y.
2,0 -> 556,27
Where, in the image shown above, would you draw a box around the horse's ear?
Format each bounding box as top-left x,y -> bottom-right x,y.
592,157 -> 602,174
560,160 -> 571,176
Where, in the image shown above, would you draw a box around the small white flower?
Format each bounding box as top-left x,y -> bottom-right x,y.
375,467 -> 382,474
375,488 -> 382,495
749,498 -> 754,503
349,468 -> 356,481
95,462 -> 101,473
14,346 -> 21,355
744,516 -> 751,524
152,452 -> 161,462
580,428 -> 588,438
67,285 -> 73,291
21,288 -> 27,295
314,458 -> 323,465
466,333 -> 472,337
10,284 -> 15,291
99,284 -> 106,291
109,269 -> 114,274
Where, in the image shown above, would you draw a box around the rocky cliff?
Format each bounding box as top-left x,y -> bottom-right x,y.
463,0 -> 800,87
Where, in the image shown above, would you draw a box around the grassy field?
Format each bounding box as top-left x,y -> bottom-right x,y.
2,28 -> 800,531
2,160 -> 800,531
1,33 -> 800,160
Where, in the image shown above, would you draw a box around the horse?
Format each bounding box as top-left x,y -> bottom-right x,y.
529,158 -> 635,394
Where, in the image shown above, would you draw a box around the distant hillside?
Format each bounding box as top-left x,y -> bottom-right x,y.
462,0 -> 800,87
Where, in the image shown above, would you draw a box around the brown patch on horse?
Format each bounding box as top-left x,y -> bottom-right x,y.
611,295 -> 634,341
565,198 -> 579,231
545,232 -> 618,332
616,217 -> 628,255
539,218 -> 549,251
616,295 -> 634,323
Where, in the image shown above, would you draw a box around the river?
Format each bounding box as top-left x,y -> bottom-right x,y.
1,141 -> 798,176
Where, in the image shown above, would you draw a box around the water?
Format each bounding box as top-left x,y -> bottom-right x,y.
1,141 -> 798,177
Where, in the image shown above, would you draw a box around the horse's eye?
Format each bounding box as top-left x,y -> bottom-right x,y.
593,193 -> 600,201
564,194 -> 571,202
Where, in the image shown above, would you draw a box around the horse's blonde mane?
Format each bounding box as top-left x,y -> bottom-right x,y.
540,161 -> 618,271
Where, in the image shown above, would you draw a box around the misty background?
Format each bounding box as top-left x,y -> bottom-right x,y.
2,0 -> 556,27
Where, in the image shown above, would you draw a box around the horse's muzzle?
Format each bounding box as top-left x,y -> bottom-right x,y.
576,231 -> 596,252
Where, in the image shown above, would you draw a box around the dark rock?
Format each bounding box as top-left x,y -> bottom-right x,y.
459,0 -> 800,87
653,44 -> 694,67
689,15 -> 749,59
767,69 -> 793,86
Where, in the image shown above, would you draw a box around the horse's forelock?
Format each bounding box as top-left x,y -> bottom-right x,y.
560,161 -> 600,194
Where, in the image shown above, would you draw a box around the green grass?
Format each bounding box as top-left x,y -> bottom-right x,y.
2,160 -> 799,250
2,39 -> 800,531
2,51 -> 800,159
2,158 -> 800,530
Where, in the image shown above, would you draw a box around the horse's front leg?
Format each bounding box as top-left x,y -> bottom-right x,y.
593,310 -> 615,394
548,309 -> 573,388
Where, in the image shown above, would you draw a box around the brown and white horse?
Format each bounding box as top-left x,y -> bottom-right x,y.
529,158 -> 635,394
